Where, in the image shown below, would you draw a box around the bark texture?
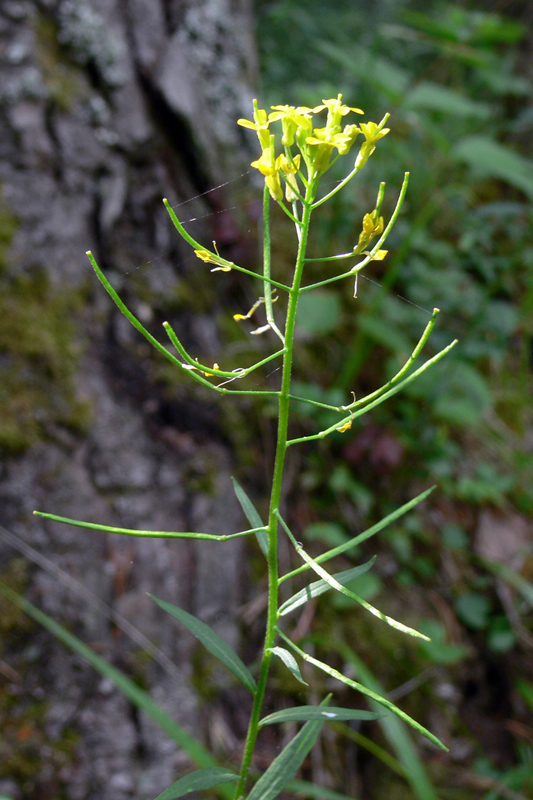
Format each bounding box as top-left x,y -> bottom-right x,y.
0,2 -> 259,797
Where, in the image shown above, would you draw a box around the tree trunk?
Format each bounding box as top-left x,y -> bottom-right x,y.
0,2 -> 259,797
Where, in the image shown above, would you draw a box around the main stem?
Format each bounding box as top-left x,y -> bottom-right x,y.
233,179 -> 317,798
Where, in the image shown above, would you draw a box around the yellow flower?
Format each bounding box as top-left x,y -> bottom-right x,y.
251,136 -> 283,201
305,127 -> 353,173
355,118 -> 390,169
268,104 -> 313,146
355,212 -> 384,252
303,96 -> 364,172
338,124 -> 361,154
194,244 -> 233,272
237,100 -> 271,150
312,95 -> 364,130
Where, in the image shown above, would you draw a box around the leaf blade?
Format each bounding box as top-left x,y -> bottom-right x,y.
232,477 -> 269,557
269,646 -> 308,685
280,487 -> 435,583
247,705 -> 328,800
153,768 -> 238,800
453,135 -> 533,200
259,706 -> 382,727
150,595 -> 256,696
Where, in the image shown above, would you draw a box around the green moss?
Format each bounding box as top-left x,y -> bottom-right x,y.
33,14 -> 89,110
0,272 -> 92,453
0,197 -> 91,452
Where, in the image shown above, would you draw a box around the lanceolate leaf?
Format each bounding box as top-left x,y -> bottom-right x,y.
259,706 -> 382,727
232,477 -> 269,557
153,768 -> 239,800
247,707 -> 328,800
279,559 -> 376,617
150,595 -> 256,696
269,646 -> 308,685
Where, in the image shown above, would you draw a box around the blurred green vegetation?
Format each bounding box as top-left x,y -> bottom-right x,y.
255,1 -> 533,797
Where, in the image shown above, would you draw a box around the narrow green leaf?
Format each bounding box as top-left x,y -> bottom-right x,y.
247,705 -> 328,800
269,646 -> 308,685
287,779 -> 360,800
0,582 -> 233,799
277,630 -> 447,752
153,767 -> 238,800
280,487 -> 435,583
232,477 -> 269,557
259,706 -> 382,727
279,559 -> 376,617
276,512 -> 429,641
150,595 -> 256,696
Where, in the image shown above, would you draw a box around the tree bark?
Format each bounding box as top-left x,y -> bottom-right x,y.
0,2 -> 259,798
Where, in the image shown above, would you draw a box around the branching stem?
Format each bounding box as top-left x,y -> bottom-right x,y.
233,175 -> 318,798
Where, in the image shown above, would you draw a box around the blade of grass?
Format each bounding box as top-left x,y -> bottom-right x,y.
0,581 -> 233,800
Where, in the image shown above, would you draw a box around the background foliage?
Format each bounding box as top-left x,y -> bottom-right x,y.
249,0 -> 533,797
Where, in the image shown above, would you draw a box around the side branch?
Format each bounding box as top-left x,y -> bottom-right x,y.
163,199 -> 290,292
287,339 -> 458,446
34,511 -> 266,542
288,307 -> 441,413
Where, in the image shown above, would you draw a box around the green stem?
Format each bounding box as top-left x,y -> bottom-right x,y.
262,185 -> 285,343
233,178 -> 318,798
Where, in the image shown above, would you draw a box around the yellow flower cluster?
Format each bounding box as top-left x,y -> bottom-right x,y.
238,95 -> 390,200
